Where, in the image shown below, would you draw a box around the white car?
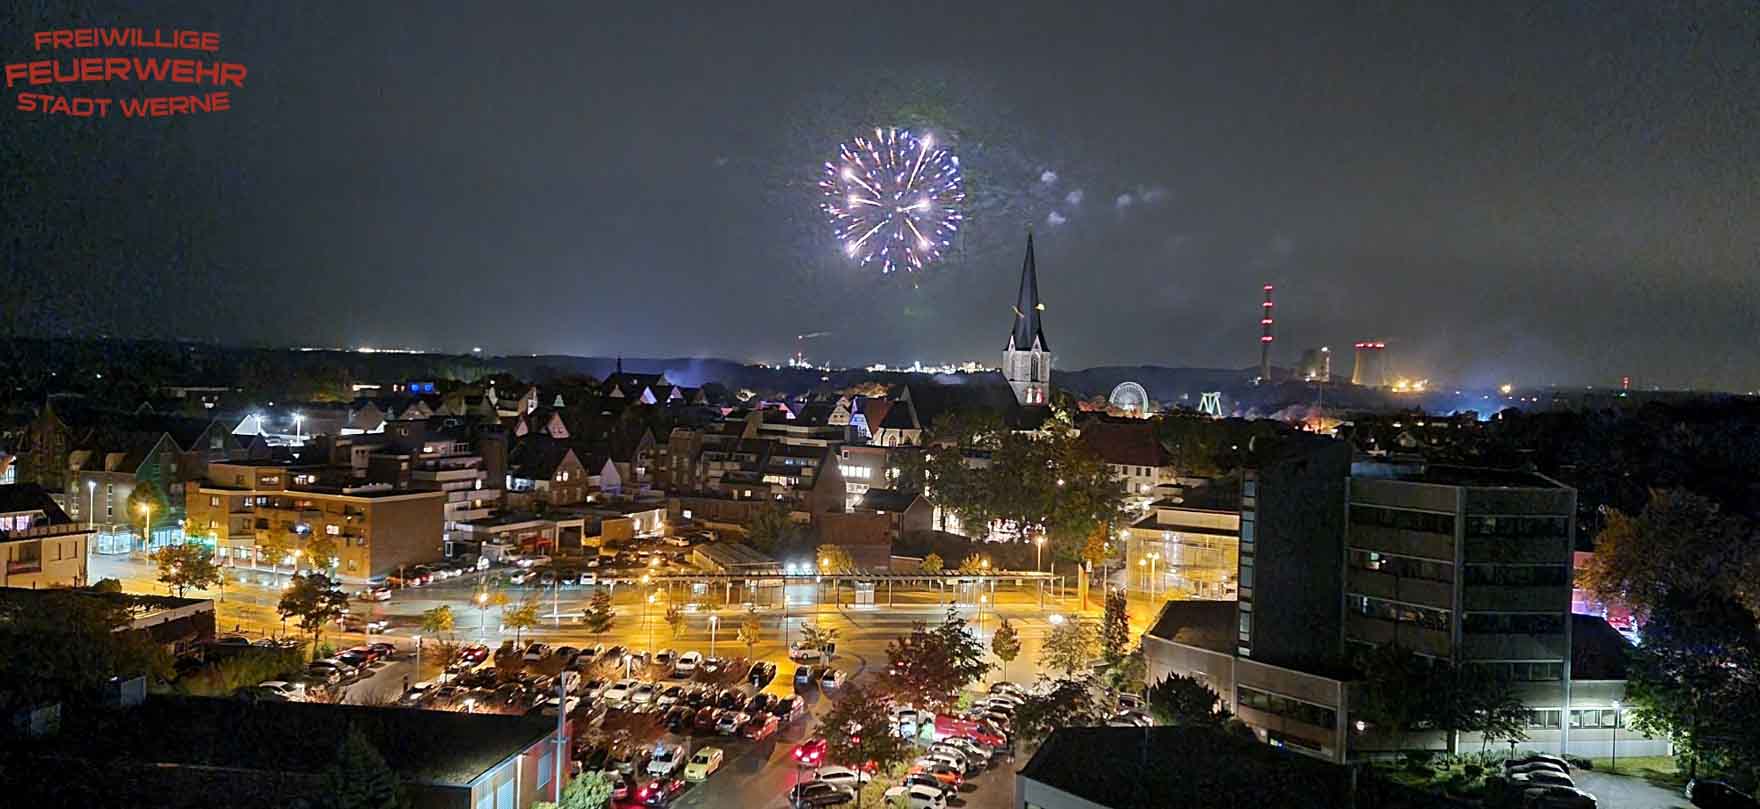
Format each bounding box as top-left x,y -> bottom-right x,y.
884,785 -> 948,809
674,651 -> 703,677
258,680 -> 306,700
813,765 -> 871,790
655,649 -> 677,667
602,679 -> 636,702
937,737 -> 995,765
541,696 -> 580,717
646,744 -> 684,778
919,749 -> 972,776
629,683 -> 657,705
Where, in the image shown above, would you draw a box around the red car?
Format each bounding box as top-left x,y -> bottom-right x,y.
792,737 -> 828,767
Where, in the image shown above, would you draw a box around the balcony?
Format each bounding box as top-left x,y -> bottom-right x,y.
413,468 -> 479,483
6,559 -> 42,575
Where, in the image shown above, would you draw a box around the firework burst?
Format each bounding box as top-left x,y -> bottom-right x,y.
820,128 -> 965,274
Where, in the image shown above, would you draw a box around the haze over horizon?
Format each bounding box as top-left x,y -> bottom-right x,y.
6,2 -> 1758,392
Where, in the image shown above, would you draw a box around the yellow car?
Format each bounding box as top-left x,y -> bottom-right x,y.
683,746 -> 724,781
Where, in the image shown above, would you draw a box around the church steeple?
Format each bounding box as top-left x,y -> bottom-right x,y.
1008,231 -> 1049,352
1003,232 -> 1052,406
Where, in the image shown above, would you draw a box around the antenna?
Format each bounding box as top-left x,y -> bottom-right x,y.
1259,284 -> 1275,384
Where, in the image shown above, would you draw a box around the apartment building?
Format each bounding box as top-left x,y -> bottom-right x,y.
0,484 -> 91,588
185,460 -> 444,582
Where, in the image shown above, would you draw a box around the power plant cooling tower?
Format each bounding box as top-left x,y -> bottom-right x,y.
1352,342 -> 1387,387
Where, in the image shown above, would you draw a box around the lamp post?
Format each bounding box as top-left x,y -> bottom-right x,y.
136,502 -> 153,552
476,591 -> 489,638
1035,535 -> 1044,573
1147,551 -> 1161,599
645,593 -> 657,656
709,614 -> 719,660
1610,700 -> 1621,774
413,635 -> 423,682
87,480 -> 96,530
293,412 -> 304,442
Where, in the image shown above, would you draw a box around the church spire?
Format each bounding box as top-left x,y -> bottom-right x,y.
1009,231 -> 1049,352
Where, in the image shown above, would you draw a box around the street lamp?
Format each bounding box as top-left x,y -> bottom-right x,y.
136,501 -> 153,552
709,614 -> 720,659
476,591 -> 489,637
1147,551 -> 1161,598
87,480 -> 96,530
413,635 -> 423,682
1035,535 -> 1045,573
293,412 -> 305,441
645,593 -> 658,656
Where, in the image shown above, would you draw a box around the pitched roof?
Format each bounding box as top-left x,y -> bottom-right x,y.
508,435 -> 578,479
1007,232 -> 1049,352
859,488 -> 920,512
1078,419 -> 1171,467
0,484 -> 73,522
1020,726 -> 1348,809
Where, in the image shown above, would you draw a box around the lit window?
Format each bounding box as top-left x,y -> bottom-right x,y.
325,525 -> 340,535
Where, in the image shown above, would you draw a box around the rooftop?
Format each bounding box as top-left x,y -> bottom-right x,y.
1144,599 -> 1237,655
1379,464 -> 1565,489
49,695 -> 556,787
1019,726 -> 1348,809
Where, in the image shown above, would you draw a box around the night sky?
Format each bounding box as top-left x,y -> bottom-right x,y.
5,2 -> 1758,391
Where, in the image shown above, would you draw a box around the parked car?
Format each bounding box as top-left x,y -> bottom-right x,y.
908,761 -> 963,788
339,614 -> 388,634
304,665 -> 342,686
359,585 -> 392,602
657,685 -> 686,707
788,780 -> 855,808
748,661 -> 778,689
743,693 -> 773,715
663,706 -> 695,733
794,665 -> 818,688
683,746 -> 724,781
901,773 -> 949,796
714,688 -> 744,710
741,713 -> 781,740
674,651 -> 702,677
1506,754 -> 1571,772
788,644 -> 825,663
630,683 -> 658,705
258,680 -> 306,701
346,645 -> 386,664
715,710 -> 751,735
1509,762 -> 1571,777
310,658 -> 359,680
771,695 -> 806,722
398,681 -> 437,707
883,785 -> 948,809
655,649 -> 677,667
366,641 -> 398,659
452,644 -> 491,668
936,737 -> 996,766
602,679 -> 636,703
819,668 -> 845,689
693,707 -> 721,734
1520,785 -> 1598,809
1687,781 -> 1760,809
813,765 -> 870,790
646,743 -> 685,778
522,642 -> 551,662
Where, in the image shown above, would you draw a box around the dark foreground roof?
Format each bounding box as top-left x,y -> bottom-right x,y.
49,695 -> 555,787
1145,599 -> 1237,655
0,484 -> 73,522
1020,726 -> 1348,809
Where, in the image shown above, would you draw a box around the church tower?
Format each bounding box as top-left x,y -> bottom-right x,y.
1003,233 -> 1052,406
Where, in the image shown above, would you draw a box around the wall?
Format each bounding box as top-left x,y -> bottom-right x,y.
363,494 -> 446,580
1243,439 -> 1349,669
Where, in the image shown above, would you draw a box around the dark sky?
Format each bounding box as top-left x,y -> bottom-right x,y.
5,1 -> 1758,391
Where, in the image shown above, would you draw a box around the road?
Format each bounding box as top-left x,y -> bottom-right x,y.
96,554 -> 1102,808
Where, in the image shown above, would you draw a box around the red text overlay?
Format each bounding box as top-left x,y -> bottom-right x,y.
6,27 -> 248,118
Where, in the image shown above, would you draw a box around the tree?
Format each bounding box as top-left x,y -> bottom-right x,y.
956,554 -> 989,574
582,589 -> 615,636
1110,646 -> 1147,696
1014,676 -> 1102,754
1147,673 -> 1231,727
798,623 -> 841,653
420,605 -> 456,638
124,479 -> 171,545
504,597 -> 541,645
278,573 -> 351,656
90,577 -> 124,593
150,542 -> 222,597
884,611 -> 991,710
1624,590 -> 1760,781
991,618 -> 1021,679
533,770 -> 615,809
737,606 -> 762,660
1040,617 -> 1099,677
258,528 -> 294,575
320,726 -> 405,809
1100,591 -> 1131,665
305,530 -> 341,572
821,684 -> 914,808
747,501 -> 803,557
0,590 -> 173,708
817,544 -> 856,574
1354,643 -> 1439,751
1585,489 -> 1760,616
664,603 -> 685,639
920,553 -> 943,574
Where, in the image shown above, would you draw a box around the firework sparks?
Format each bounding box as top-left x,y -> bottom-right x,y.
820,128 -> 965,274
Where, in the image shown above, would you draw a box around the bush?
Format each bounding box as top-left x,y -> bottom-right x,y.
1464,763 -> 1485,778
1566,755 -> 1593,770
1403,750 -> 1437,768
